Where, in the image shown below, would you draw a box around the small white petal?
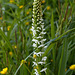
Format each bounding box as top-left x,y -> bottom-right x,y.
40,68 -> 47,73
33,43 -> 37,47
33,62 -> 37,66
42,56 -> 47,61
34,69 -> 39,75
38,61 -> 45,65
38,44 -> 44,48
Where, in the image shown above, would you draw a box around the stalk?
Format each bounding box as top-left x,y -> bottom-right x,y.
31,0 -> 47,75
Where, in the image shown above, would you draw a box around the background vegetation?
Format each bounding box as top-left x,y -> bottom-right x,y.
0,0 -> 75,75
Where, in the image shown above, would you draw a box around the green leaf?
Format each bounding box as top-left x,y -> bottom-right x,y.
43,28 -> 75,56
51,11 -> 55,66
0,29 -> 13,51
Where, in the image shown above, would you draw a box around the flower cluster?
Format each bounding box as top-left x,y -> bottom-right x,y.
31,0 -> 47,75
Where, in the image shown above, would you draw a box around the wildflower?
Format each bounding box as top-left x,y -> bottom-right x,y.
33,62 -> 38,66
42,0 -> 45,4
20,60 -> 27,65
69,64 -> 75,70
34,66 -> 38,69
0,67 -> 8,74
32,0 -> 47,74
26,11 -> 29,15
19,5 -> 23,8
36,66 -> 38,69
38,62 -> 45,65
42,56 -> 47,61
7,26 -> 11,31
34,67 -> 36,69
25,22 -> 29,25
33,54 -> 37,59
14,45 -> 17,48
9,0 -> 14,3
9,51 -> 13,56
34,69 -> 39,75
40,68 -> 47,73
47,6 -> 50,10
0,17 -> 2,20
33,52 -> 44,57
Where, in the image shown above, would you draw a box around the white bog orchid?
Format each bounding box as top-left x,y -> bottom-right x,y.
32,0 -> 47,74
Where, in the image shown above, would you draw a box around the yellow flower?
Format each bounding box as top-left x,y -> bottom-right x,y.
25,22 -> 29,25
69,64 -> 75,70
9,0 -> 14,3
14,45 -> 17,48
20,60 -> 27,65
21,60 -> 27,64
33,54 -> 37,58
36,66 -> 38,69
34,66 -> 38,69
26,11 -> 29,15
42,0 -> 45,4
34,67 -> 36,69
47,6 -> 50,10
0,17 -> 2,20
0,67 -> 8,74
7,26 -> 11,31
19,5 -> 23,8
9,51 -> 13,56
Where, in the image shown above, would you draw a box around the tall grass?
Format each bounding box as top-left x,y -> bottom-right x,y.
0,0 -> 75,75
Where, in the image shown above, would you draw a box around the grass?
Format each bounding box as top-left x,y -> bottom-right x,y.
0,0 -> 75,75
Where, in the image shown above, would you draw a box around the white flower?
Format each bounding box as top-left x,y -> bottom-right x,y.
37,52 -> 44,56
44,46 -> 47,48
33,43 -> 37,47
34,69 -> 39,75
33,62 -> 37,66
40,39 -> 46,43
32,30 -> 36,36
40,68 -> 47,73
40,31 -> 46,35
36,30 -> 40,32
42,29 -> 45,31
42,56 -> 47,61
32,39 -> 38,43
41,25 -> 44,29
37,27 -> 41,30
37,36 -> 43,39
38,61 -> 45,65
38,44 -> 44,48
34,52 -> 44,57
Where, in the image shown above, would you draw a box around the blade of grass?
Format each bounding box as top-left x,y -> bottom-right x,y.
14,50 -> 36,75
0,29 -> 13,51
43,28 -> 75,56
51,11 -> 55,66
58,38 -> 68,75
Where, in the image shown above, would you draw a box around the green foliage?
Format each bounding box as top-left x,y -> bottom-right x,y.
0,0 -> 75,75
